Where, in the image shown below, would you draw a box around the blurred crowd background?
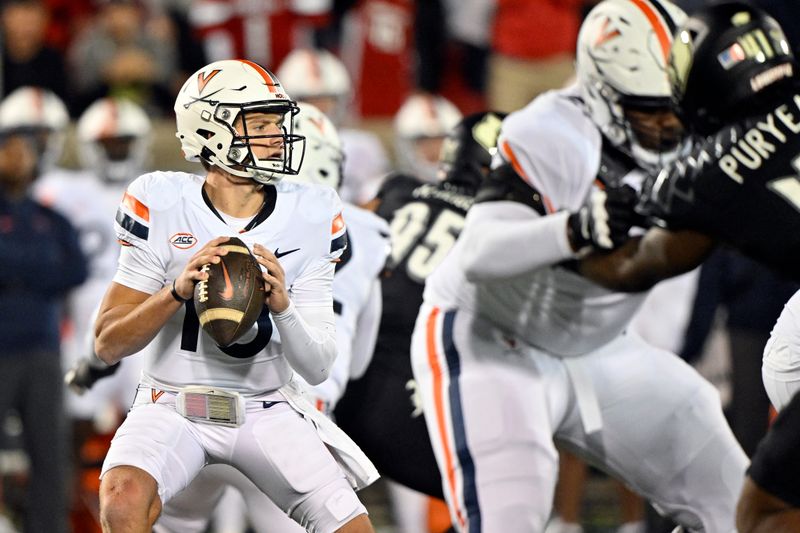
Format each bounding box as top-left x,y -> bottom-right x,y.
2,0 -> 798,166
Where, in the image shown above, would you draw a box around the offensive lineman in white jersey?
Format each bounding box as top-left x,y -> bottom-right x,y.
92,59 -> 378,533
409,1 -> 747,532
153,102 -> 391,533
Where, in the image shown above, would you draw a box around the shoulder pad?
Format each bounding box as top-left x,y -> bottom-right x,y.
126,171 -> 191,212
475,163 -> 547,216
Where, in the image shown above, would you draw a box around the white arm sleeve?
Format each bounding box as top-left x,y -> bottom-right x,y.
460,202 -> 575,282
349,278 -> 382,380
273,301 -> 337,386
298,279 -> 382,411
304,302 -> 356,410
273,259 -> 338,385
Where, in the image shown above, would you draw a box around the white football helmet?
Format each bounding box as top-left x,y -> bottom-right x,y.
290,102 -> 344,190
276,49 -> 352,124
576,0 -> 687,170
174,59 -> 305,185
0,86 -> 69,171
77,97 -> 152,184
393,94 -> 462,182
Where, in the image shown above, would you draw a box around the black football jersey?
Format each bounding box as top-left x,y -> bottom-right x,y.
642,91 -> 800,280
373,173 -> 477,368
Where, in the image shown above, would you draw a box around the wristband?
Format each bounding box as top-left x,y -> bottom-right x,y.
171,280 -> 190,303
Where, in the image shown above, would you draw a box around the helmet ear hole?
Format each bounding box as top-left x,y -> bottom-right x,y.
197,129 -> 215,140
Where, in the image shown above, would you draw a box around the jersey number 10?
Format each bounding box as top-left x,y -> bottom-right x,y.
180,300 -> 274,358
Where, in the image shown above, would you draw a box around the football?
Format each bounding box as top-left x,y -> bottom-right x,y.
193,237 -> 266,347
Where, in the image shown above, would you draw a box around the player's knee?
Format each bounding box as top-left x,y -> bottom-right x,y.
291,482 -> 368,533
100,466 -> 160,529
457,441 -> 556,528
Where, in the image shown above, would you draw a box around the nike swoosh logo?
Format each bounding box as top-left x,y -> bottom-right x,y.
219,260 -> 234,301
274,247 -> 300,259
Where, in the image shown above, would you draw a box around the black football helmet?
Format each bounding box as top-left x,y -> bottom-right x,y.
438,111 -> 507,189
669,1 -> 797,136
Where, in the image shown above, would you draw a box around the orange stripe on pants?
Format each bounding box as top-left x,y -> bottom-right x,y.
426,307 -> 467,530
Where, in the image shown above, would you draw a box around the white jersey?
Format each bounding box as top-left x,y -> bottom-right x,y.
113,171 -> 345,394
423,87 -> 646,357
339,128 -> 390,205
306,203 -> 389,407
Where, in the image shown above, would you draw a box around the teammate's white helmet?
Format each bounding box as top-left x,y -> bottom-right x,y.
276,49 -> 352,125
77,97 -> 152,184
576,0 -> 687,169
0,86 -> 69,171
290,102 -> 344,190
277,49 -> 351,101
174,59 -> 305,185
393,94 -> 462,182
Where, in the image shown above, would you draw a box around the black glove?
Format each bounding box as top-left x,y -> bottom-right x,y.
605,183 -> 643,240
65,357 -> 120,395
568,184 -> 639,254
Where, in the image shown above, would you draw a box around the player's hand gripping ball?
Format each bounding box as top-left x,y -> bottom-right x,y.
193,237 -> 265,347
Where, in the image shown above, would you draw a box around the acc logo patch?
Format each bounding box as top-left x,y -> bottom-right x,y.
170,232 -> 198,249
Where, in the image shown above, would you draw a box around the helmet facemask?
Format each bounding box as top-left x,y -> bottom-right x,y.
202,101 -> 305,185
620,96 -> 685,171
88,135 -> 148,183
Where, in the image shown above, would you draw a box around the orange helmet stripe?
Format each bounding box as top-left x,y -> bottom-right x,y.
630,0 -> 673,62
237,59 -> 280,93
99,99 -> 118,139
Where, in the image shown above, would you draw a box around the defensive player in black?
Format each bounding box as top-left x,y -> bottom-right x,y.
580,1 -> 800,288
334,111 -> 505,499
574,3 -> 800,531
